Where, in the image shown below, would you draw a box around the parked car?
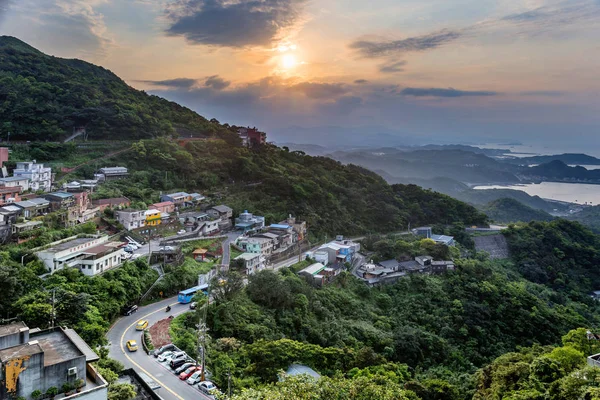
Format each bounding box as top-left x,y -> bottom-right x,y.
168,352 -> 187,367
179,366 -> 201,380
198,380 -> 219,398
177,230 -> 186,235
124,246 -> 134,253
128,243 -> 139,250
157,351 -> 174,363
154,344 -> 175,358
186,371 -> 203,385
131,254 -> 142,260
175,362 -> 195,374
123,304 -> 138,316
170,357 -> 191,369
135,320 -> 148,330
126,340 -> 138,352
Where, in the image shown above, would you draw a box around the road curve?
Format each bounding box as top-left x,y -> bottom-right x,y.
107,297 -> 213,400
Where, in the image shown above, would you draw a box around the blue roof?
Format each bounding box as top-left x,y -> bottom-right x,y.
270,224 -> 290,229
48,192 -> 73,198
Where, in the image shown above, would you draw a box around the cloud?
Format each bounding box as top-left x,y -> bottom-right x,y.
1,0 -> 112,59
354,79 -> 368,84
379,60 -> 407,73
350,29 -> 463,58
519,90 -> 566,96
140,78 -> 198,89
400,87 -> 499,98
204,75 -> 230,90
350,0 -> 600,58
165,0 -> 306,47
288,82 -> 348,99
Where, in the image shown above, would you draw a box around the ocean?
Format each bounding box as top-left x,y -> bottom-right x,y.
473,182 -> 600,205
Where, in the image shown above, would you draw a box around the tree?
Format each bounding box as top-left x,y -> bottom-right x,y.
108,383 -> 137,400
211,272 -> 244,303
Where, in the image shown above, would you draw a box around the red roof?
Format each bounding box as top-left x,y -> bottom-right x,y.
150,201 -> 174,207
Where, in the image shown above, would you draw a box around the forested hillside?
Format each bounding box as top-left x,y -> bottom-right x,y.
0,36 -> 238,141
481,198 -> 554,223
80,138 -> 487,237
169,220 -> 600,398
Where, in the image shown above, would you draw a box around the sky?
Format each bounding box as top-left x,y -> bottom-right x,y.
1,0 -> 600,147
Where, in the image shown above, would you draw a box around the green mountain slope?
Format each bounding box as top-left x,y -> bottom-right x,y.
566,205 -> 600,233
0,36 -> 237,141
481,198 -> 554,223
93,138 -> 489,237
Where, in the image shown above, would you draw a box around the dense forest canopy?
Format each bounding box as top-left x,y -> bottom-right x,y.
0,36 -> 237,141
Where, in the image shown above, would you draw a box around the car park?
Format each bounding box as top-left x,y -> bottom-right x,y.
154,344 -> 175,358
179,366 -> 201,380
135,320 -> 148,330
198,380 -> 219,398
157,351 -> 174,362
175,362 -> 195,374
126,340 -> 138,352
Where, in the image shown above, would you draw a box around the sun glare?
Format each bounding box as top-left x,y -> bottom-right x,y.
281,54 -> 298,69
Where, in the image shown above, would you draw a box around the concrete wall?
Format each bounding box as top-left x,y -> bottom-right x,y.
0,328 -> 29,350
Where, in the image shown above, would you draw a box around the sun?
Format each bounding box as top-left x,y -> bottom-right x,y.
281,54 -> 298,69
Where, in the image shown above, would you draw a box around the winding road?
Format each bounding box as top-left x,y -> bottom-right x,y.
107,298 -> 213,400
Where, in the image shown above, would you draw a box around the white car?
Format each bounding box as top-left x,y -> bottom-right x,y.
198,381 -> 219,398
131,254 -> 142,260
128,243 -> 139,250
186,371 -> 204,385
157,351 -> 174,362
177,230 -> 186,235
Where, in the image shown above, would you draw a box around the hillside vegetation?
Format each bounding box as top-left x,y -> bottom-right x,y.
0,36 -> 237,141
481,198 -> 554,223
84,138 -> 488,238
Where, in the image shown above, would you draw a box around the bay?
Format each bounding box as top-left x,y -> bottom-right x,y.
473,182 -> 600,205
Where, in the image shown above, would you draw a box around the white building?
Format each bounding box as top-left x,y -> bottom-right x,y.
0,176 -> 30,192
115,209 -> 146,231
12,161 -> 52,192
234,252 -> 265,275
35,235 -> 126,276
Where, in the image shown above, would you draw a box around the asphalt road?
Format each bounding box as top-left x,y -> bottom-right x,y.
107,297 -> 214,400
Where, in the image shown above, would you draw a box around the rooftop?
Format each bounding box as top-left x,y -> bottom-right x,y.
31,328 -> 84,366
166,192 -> 189,198
0,341 -> 43,362
0,186 -> 20,194
92,197 -> 131,206
44,237 -> 98,253
270,224 -> 291,230
285,364 -> 321,379
83,243 -> 124,257
211,205 -> 232,213
378,259 -> 398,269
14,221 -> 43,228
0,176 -> 26,182
235,252 -> 261,261
149,201 -> 173,207
299,263 -> 326,276
13,200 -> 37,208
46,192 -> 74,199
1,205 -> 21,212
0,321 -> 28,337
99,167 -> 128,174
62,327 -> 99,362
29,197 -> 50,205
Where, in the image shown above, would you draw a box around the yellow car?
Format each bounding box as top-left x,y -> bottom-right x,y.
126,340 -> 138,352
136,320 -> 148,331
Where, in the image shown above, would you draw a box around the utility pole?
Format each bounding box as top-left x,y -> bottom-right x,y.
50,289 -> 56,329
227,369 -> 232,398
196,295 -> 209,381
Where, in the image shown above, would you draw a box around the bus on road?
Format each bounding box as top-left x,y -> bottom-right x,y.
177,284 -> 208,304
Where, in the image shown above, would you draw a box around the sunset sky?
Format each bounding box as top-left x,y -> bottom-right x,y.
1,0 -> 599,146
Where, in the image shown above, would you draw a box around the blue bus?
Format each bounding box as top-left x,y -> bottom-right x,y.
177,284 -> 208,304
